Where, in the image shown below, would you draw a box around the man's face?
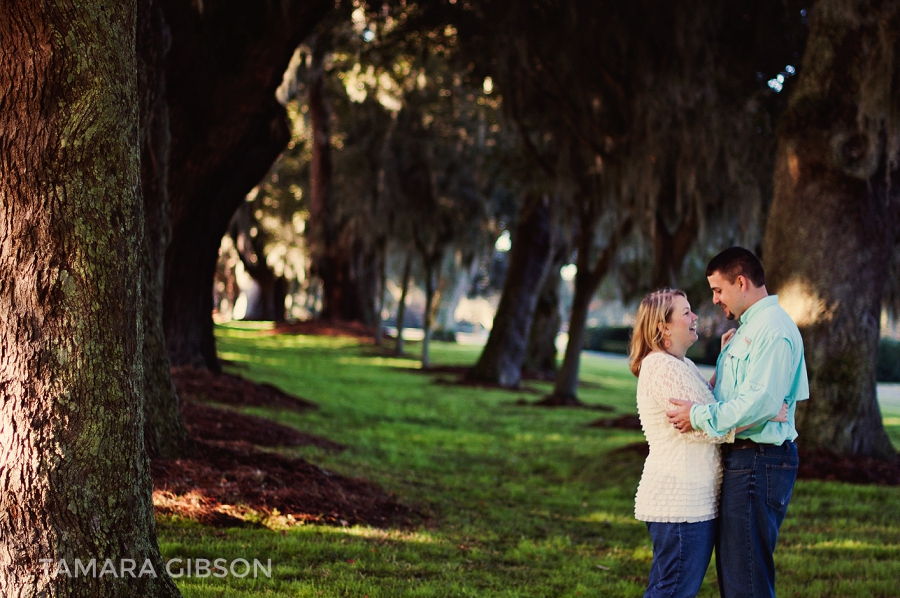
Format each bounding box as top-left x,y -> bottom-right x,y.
707,271 -> 744,320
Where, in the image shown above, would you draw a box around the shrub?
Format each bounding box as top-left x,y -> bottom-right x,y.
583,326 -> 632,354
877,338 -> 900,382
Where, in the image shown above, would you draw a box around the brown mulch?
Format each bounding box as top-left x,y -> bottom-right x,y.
171,366 -> 316,412
610,441 -> 650,458
151,440 -> 415,528
599,415 -> 900,486
589,414 -> 643,429
151,366 -> 414,528
797,448 -> 900,486
181,401 -> 345,451
272,318 -> 377,340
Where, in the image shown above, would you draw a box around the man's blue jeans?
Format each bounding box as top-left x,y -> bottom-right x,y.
716,440 -> 798,598
644,519 -> 715,598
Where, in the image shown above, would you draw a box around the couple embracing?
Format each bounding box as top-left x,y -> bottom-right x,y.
630,247 -> 809,598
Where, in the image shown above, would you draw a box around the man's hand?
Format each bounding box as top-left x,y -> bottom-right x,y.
666,398 -> 695,433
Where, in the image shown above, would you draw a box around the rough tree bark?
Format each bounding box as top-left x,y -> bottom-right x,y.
160,0 -> 333,370
138,0 -> 190,459
0,2 -> 180,595
469,195 -> 556,387
763,0 -> 900,459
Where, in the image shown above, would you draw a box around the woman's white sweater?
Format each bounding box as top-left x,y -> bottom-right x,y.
634,351 -> 734,523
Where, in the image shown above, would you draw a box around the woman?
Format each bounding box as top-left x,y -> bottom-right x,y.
629,289 -> 784,598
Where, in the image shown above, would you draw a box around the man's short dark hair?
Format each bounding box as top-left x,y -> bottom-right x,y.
706,247 -> 765,287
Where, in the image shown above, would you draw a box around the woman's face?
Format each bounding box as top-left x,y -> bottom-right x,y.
662,295 -> 698,356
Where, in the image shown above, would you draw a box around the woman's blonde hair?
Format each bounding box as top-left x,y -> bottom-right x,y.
628,288 -> 687,377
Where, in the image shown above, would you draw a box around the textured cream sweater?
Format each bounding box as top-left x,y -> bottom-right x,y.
634,351 -> 734,523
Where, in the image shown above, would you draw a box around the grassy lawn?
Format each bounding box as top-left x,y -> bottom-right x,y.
157,323 -> 900,598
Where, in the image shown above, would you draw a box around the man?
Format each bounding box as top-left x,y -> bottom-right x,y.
666,247 -> 809,598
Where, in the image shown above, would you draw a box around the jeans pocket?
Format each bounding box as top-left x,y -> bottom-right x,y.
766,463 -> 798,511
723,449 -> 755,474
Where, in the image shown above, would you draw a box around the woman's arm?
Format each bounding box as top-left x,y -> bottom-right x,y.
644,356 -> 734,444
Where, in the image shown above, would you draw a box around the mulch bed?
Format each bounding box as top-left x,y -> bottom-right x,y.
181,401 -> 345,451
151,440 -> 414,528
150,367 -> 414,528
412,365 -> 540,394
171,366 -> 317,412
409,365 -> 598,395
600,416 -> 900,486
272,318 -> 377,340
589,414 -> 642,429
796,448 -> 900,486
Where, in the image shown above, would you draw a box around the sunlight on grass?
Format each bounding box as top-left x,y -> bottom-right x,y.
804,539 -> 899,551
157,327 -> 900,598
337,526 -> 443,545
218,351 -> 288,367
336,355 -> 421,368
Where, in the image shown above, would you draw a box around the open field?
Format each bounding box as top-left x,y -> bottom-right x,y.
157,323 -> 900,597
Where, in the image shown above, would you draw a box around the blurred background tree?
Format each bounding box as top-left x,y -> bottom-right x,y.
128,0 -> 898,460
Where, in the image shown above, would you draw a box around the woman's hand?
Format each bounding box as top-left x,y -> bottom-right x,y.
770,402 -> 789,423
721,328 -> 736,351
735,403 -> 790,433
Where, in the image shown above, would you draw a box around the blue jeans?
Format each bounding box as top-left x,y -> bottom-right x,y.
716,440 -> 798,598
644,519 -> 715,598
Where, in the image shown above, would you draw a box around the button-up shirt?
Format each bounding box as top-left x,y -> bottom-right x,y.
690,295 -> 809,444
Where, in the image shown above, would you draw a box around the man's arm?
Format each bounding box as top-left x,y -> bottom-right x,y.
688,336 -> 794,436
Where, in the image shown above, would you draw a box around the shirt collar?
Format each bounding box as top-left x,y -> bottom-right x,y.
739,294 -> 778,326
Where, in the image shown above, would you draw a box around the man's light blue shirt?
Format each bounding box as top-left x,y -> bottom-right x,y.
690,295 -> 809,444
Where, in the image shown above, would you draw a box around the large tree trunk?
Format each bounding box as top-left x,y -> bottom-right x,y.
164,102 -> 290,370
763,0 -> 900,459
552,278 -> 594,402
433,252 -> 477,342
307,39 -> 341,320
160,0 -> 333,369
523,246 -> 567,378
469,195 -> 555,387
0,2 -> 180,595
652,179 -> 698,289
229,202 -> 287,321
547,210 -> 630,404
139,0 -> 190,459
342,237 -> 379,325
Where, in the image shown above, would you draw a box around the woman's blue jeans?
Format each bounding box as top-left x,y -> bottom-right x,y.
715,440 -> 798,598
644,519 -> 715,598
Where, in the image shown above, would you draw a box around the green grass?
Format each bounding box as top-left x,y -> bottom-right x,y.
157,322 -> 900,597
